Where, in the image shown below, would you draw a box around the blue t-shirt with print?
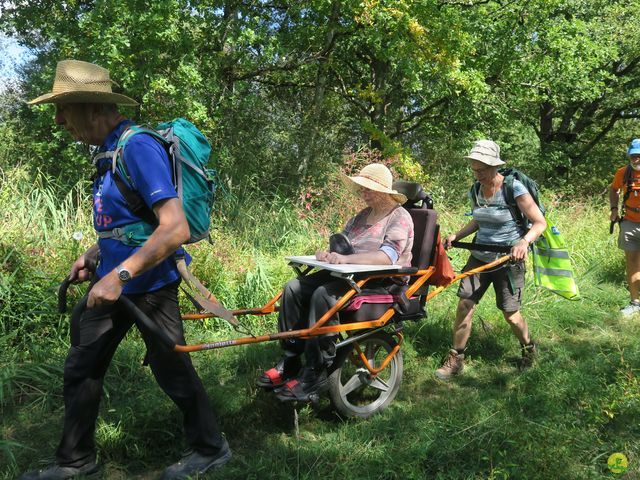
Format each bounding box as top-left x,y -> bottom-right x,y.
470,179 -> 528,262
93,120 -> 184,294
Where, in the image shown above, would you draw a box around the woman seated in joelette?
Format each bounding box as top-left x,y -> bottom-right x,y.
257,163 -> 414,402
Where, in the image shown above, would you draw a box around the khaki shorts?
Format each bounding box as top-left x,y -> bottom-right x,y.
618,220 -> 640,251
457,256 -> 525,312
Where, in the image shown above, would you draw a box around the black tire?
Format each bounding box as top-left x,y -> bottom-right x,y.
327,331 -> 403,419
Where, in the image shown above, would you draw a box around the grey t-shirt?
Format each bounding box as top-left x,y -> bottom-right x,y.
470,179 -> 528,262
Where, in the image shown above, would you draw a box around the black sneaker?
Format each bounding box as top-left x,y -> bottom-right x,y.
275,367 -> 329,402
161,439 -> 232,480
18,462 -> 98,480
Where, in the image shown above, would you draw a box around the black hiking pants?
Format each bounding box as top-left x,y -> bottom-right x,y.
55,281 -> 225,467
278,271 -> 391,370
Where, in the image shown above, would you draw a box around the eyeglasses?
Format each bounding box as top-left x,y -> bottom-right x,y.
470,166 -> 491,174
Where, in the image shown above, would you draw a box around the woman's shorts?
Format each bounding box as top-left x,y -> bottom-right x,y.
456,255 -> 525,312
618,220 -> 640,251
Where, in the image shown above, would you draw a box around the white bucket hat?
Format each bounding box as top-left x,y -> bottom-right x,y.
28,60 -> 138,106
343,163 -> 407,204
464,140 -> 505,166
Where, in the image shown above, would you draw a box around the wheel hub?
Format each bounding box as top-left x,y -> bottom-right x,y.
356,367 -> 373,385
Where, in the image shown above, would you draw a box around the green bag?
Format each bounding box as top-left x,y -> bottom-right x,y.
531,222 -> 579,299
100,118 -> 217,246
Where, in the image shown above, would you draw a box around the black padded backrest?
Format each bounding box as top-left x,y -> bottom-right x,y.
409,208 -> 438,269
393,180 -> 438,269
393,180 -> 434,210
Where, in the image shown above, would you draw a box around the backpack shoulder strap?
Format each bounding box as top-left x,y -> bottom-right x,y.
469,181 -> 481,208
502,173 -> 516,207
500,172 -> 524,228
623,164 -> 633,187
111,174 -> 158,227
110,125 -> 164,227
622,164 -> 634,219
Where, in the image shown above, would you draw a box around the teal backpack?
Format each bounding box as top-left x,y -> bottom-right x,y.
470,167 -> 545,232
96,118 -> 216,246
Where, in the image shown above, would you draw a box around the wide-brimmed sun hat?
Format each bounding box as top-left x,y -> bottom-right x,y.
464,139 -> 505,166
628,139 -> 640,156
28,60 -> 138,106
343,163 -> 407,204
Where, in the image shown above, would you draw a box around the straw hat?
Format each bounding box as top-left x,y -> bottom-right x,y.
343,163 -> 407,204
464,140 -> 505,166
28,60 -> 138,106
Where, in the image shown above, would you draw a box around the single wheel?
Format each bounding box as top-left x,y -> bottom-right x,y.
327,331 -> 403,418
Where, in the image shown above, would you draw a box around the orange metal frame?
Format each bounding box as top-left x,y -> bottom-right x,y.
175,254 -> 512,374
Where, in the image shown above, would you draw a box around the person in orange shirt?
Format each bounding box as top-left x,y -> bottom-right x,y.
610,138 -> 640,316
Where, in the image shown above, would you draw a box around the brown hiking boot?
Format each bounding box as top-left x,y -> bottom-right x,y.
435,349 -> 465,380
518,342 -> 537,370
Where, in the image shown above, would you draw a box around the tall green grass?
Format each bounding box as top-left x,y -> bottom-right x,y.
1,168 -> 639,479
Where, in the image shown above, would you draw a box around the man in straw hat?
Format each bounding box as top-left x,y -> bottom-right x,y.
21,60 -> 231,479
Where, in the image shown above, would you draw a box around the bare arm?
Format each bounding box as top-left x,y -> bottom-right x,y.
315,249 -> 392,265
511,193 -> 547,261
609,186 -> 620,222
87,198 -> 189,308
443,220 -> 479,249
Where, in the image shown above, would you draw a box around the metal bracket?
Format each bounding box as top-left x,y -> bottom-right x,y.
330,273 -> 361,294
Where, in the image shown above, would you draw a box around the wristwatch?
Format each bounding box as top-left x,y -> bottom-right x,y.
116,265 -> 132,284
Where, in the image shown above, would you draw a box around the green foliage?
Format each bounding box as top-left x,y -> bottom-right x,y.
1,2 -> 640,476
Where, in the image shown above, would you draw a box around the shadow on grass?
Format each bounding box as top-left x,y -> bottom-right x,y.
5,313 -> 640,480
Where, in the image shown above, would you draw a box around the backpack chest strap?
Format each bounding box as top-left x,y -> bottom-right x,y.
96,221 -> 156,246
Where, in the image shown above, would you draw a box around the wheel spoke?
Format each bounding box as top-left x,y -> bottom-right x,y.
342,374 -> 364,395
369,376 -> 390,392
365,343 -> 381,368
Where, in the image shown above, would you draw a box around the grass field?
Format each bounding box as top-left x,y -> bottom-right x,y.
1,170 -> 639,479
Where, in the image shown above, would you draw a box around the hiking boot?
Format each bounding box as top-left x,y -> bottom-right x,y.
18,462 -> 98,480
435,349 -> 465,380
620,300 -> 640,317
161,439 -> 232,480
518,342 -> 537,370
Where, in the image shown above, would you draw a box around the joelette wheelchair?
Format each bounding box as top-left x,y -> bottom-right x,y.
60,182 -> 510,419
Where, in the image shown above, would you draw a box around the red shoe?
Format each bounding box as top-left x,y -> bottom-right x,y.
274,368 -> 328,403
256,355 -> 301,389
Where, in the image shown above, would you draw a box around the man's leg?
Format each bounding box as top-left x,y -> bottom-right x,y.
624,250 -> 640,302
55,300 -> 133,467
617,221 -> 640,315
133,282 -> 224,456
19,299 -> 132,479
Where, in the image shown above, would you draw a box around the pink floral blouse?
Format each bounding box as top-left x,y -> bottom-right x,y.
342,206 -> 414,267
